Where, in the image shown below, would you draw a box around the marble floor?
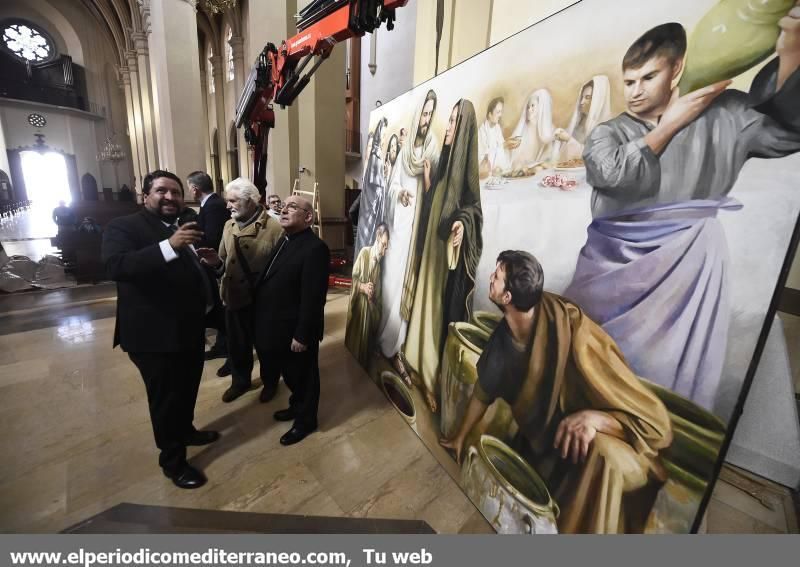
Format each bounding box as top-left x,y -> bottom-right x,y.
0,285 -> 797,534
0,205 -> 59,261
0,291 -> 492,533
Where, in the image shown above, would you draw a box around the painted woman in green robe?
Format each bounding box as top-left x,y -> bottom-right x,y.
403,99 -> 484,412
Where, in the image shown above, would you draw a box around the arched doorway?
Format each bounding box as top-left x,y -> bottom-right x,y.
20,150 -> 71,207
228,122 -> 239,180
211,128 -> 222,192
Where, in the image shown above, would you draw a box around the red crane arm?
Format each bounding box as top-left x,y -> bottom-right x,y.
234,0 -> 408,194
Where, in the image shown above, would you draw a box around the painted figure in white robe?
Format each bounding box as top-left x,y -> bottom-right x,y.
477,97 -> 519,177
376,90 -> 440,385
554,75 -> 612,162
509,89 -> 556,172
565,18 -> 800,412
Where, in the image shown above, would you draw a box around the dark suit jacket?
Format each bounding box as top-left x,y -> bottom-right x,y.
254,228 -> 330,351
197,192 -> 228,251
102,209 -> 207,352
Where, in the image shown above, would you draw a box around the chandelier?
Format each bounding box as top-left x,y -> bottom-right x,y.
200,0 -> 236,14
97,135 -> 126,163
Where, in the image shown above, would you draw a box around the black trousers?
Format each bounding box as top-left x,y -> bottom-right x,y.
262,342 -> 320,430
205,303 -> 227,352
226,306 -> 278,391
128,348 -> 204,473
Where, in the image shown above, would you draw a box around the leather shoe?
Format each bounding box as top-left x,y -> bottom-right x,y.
222,385 -> 250,403
183,430 -> 220,446
163,465 -> 207,489
280,426 -> 316,446
273,407 -> 296,422
216,361 -> 231,377
259,383 -> 279,403
204,347 -> 227,361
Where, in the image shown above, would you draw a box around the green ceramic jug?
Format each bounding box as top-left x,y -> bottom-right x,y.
678,0 -> 794,93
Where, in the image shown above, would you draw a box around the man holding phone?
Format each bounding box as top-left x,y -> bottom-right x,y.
102,170 -> 219,489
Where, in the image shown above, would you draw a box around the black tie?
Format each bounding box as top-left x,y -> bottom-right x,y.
169,225 -> 215,309
262,235 -> 288,282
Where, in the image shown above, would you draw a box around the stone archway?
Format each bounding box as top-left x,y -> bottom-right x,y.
228,121 -> 239,180
81,173 -> 98,201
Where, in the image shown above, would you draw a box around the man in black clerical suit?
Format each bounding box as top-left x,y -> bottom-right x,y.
188,170 -> 230,371
251,194 -> 329,446
102,170 -> 220,489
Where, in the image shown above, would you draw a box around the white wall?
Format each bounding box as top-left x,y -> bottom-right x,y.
346,0 -> 418,185
242,0 -> 299,196
488,0 -> 577,45
147,0 -> 204,182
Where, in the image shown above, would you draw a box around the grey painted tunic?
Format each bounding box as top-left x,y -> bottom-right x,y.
584,63 -> 800,219
566,62 -> 800,411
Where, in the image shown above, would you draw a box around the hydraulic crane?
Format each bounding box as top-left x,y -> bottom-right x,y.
234,0 -> 409,194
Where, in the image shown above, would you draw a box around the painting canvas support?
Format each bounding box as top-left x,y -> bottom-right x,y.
345,0 -> 800,533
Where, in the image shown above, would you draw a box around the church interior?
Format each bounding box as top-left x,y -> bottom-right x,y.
1,0 -> 799,534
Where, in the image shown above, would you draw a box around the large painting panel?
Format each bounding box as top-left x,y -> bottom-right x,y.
346,0 -> 800,533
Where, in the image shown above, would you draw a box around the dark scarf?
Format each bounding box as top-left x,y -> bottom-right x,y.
436,99 -> 483,329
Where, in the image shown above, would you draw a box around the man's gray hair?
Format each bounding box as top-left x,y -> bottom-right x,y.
225,177 -> 261,204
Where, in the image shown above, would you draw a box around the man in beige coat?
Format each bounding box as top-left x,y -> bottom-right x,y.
197,177 -> 284,402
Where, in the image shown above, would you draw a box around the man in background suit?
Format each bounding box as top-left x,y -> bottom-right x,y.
189,171 -> 227,250
102,170 -> 219,489
254,195 -> 330,445
188,171 -> 230,372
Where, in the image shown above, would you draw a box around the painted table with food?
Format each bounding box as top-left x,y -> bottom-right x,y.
473,159 -> 594,311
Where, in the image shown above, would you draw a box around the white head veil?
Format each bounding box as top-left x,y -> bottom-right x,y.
510,89 -> 556,168
565,75 -> 612,143
399,90 -> 440,178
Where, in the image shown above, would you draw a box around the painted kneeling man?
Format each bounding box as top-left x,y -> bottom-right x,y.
346,223 -> 390,368
441,250 -> 672,534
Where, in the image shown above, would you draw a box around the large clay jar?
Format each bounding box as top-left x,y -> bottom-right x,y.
678,0 -> 794,93
440,321 -> 517,446
381,371 -> 418,433
461,435 -> 559,534
440,322 -> 490,439
471,309 -> 502,336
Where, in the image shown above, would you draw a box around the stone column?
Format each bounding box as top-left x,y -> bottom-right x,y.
199,62 -> 213,178
132,30 -> 159,170
245,0 -> 299,197
147,0 -> 204,182
297,44 -> 347,251
119,67 -> 144,197
229,33 -> 248,179
209,54 -> 229,189
123,55 -> 150,179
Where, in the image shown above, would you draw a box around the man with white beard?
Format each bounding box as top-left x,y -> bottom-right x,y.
196,177 -> 284,403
